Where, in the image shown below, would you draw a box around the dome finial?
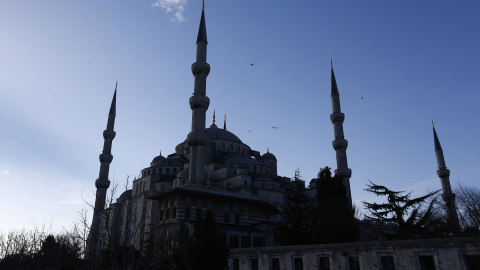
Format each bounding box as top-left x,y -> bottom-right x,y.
267,147 -> 270,153
224,114 -> 226,130
210,110 -> 218,128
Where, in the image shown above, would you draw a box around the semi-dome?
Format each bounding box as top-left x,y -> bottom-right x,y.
118,190 -> 132,201
154,157 -> 185,167
222,155 -> 263,165
206,128 -> 243,143
150,153 -> 166,166
262,152 -> 277,160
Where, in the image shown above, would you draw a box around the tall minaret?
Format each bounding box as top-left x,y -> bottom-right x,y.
86,84 -> 117,262
330,61 -> 352,204
433,122 -> 461,235
187,5 -> 210,185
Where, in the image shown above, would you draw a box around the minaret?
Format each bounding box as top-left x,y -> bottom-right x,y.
86,84 -> 117,262
187,6 -> 210,185
433,122 -> 461,235
330,61 -> 352,204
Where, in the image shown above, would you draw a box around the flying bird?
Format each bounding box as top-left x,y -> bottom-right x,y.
361,97 -> 364,100
251,64 -> 254,66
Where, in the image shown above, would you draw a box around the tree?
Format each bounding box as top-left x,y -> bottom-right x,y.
0,231 -> 84,270
456,184 -> 480,236
275,169 -> 312,245
186,210 -> 229,270
362,181 -> 440,240
311,167 -> 357,243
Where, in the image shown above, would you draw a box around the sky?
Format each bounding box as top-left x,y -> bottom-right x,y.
0,0 -> 479,233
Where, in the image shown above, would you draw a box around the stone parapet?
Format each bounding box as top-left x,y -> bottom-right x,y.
330,112 -> 345,124
437,168 -> 450,178
191,62 -> 210,76
189,95 -> 210,110
332,139 -> 348,150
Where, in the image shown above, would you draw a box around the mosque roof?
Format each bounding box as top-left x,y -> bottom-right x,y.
222,155 -> 263,165
206,128 -> 243,143
262,152 -> 277,160
152,157 -> 185,167
151,153 -> 166,166
118,190 -> 132,201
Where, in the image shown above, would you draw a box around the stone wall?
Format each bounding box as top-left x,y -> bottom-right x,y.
229,237 -> 480,270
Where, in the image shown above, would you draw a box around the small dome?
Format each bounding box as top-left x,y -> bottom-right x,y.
222,155 -> 263,165
155,157 -> 185,167
150,153 -> 166,166
118,190 -> 132,201
262,152 -> 277,160
206,128 -> 243,143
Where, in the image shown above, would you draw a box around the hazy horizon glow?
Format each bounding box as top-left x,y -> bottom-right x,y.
1,0 -> 479,232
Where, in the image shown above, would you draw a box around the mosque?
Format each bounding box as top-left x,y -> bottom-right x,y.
85,6 -> 469,269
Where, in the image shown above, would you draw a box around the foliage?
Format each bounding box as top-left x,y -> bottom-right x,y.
0,231 -> 84,270
275,169 -> 313,245
311,167 -> 357,243
456,184 -> 480,236
362,181 -> 440,240
186,210 -> 229,270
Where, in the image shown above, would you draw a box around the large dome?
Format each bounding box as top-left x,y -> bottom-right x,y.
206,128 -> 243,143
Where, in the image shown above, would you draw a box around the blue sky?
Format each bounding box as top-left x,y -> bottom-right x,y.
1,0 -> 479,232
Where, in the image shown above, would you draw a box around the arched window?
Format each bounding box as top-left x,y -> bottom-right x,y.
253,166 -> 257,173
230,144 -> 233,150
226,182 -> 230,188
147,169 -> 151,175
173,168 -> 177,174
166,168 -> 170,174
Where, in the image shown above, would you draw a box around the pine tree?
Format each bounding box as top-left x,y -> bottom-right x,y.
362,181 -> 440,240
311,167 -> 356,243
275,169 -> 313,245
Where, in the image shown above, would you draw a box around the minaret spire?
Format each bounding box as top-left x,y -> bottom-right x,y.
330,62 -> 352,205
188,7 -> 211,186
432,123 -> 461,235
86,83 -> 117,263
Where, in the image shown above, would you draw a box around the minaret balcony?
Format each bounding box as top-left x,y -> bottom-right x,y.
330,112 -> 345,124
99,153 -> 113,163
332,139 -> 348,150
437,168 -> 450,178
95,178 -> 111,189
189,95 -> 210,110
191,62 -> 210,76
441,192 -> 455,202
187,132 -> 209,146
103,130 -> 116,140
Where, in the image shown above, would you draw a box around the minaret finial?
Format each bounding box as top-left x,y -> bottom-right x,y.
432,120 -> 434,127
209,110 -> 218,128
267,147 -> 269,153
331,59 -> 333,68
202,0 -> 205,9
224,114 -> 226,130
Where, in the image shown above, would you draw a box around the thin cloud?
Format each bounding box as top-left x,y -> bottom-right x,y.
152,0 -> 187,22
3,171 -> 9,175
